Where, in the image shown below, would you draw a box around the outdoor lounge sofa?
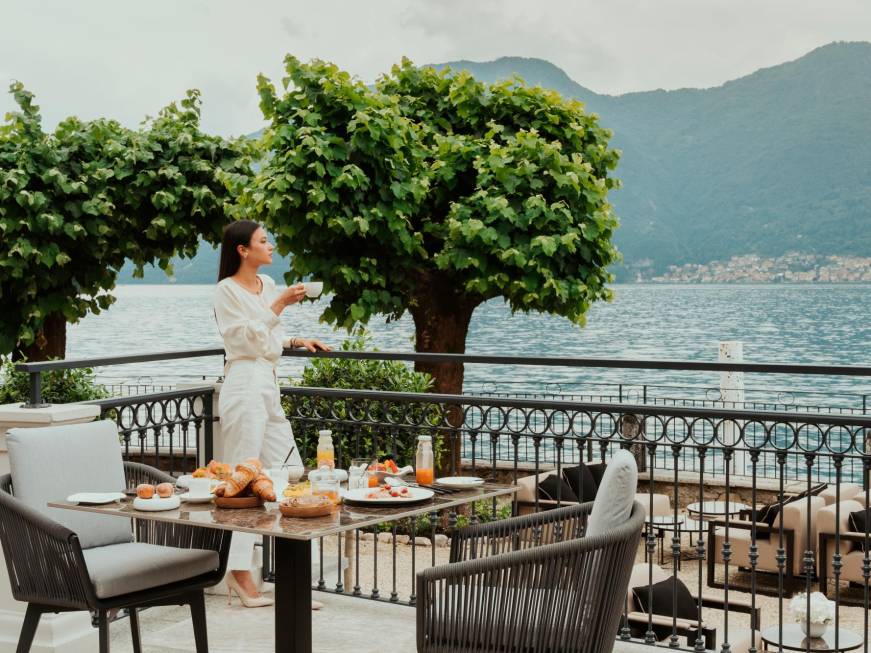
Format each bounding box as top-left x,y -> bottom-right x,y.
817,498 -> 871,605
707,494 -> 825,594
625,562 -> 760,651
0,420 -> 231,653
514,464 -> 671,518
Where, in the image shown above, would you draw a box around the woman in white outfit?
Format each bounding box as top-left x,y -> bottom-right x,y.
214,220 -> 329,608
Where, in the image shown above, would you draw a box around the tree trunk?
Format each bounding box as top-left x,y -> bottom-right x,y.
14,312 -> 67,362
408,279 -> 478,475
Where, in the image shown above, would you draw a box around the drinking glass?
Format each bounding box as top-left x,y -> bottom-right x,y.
349,458 -> 371,490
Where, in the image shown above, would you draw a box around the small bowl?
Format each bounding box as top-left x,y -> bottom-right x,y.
279,497 -> 335,518
303,281 -> 323,298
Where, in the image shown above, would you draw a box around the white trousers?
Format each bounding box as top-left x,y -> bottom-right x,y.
220,358 -> 302,571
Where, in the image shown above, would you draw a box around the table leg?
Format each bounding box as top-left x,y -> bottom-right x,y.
275,538 -> 312,653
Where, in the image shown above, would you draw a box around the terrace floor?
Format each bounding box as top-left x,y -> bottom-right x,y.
105,537 -> 870,652
108,590 -> 643,653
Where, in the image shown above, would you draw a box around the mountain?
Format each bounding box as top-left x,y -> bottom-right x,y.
117,244 -> 292,284
442,42 -> 871,277
118,42 -> 871,282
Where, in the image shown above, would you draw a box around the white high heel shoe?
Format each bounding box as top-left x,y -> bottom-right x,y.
226,574 -> 274,608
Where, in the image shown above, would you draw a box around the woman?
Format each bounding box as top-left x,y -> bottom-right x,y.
214,220 -> 329,608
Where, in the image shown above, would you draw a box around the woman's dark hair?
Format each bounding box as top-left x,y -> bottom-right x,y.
218,220 -> 261,281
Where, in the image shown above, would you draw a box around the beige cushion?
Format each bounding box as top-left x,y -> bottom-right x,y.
820,483 -> 862,505
7,420 -> 133,550
515,470 -> 558,504
83,542 -> 219,598
586,450 -> 638,537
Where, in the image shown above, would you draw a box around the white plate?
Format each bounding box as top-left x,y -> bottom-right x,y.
179,493 -> 214,504
175,475 -> 222,490
132,495 -> 181,511
343,486 -> 434,506
66,492 -> 126,505
435,476 -> 485,488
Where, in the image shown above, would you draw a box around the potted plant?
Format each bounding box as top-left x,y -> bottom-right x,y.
789,591 -> 835,638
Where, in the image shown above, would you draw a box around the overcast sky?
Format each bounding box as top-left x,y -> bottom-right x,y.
2,0 -> 870,136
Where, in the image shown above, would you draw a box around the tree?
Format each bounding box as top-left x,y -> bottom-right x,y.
249,57 -> 620,396
0,83 -> 252,360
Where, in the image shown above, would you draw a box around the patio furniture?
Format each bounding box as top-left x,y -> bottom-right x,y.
417,449 -> 644,653
643,515 -> 684,567
514,467 -> 671,518
50,478 -> 517,653
625,562 -> 760,651
760,624 -> 862,652
707,495 -> 825,594
819,483 -> 863,506
687,500 -> 749,522
0,420 -> 231,653
817,499 -> 871,604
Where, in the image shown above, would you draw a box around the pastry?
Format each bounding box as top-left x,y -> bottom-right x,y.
156,483 -> 174,498
136,484 -> 155,499
250,474 -> 276,502
222,462 -> 259,498
206,460 -> 233,480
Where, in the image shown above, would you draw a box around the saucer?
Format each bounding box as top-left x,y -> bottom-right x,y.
180,493 -> 214,504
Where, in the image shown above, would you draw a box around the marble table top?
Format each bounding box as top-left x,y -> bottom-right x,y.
49,483 -> 517,541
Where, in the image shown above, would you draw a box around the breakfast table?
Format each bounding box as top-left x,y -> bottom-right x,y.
50,482 -> 517,653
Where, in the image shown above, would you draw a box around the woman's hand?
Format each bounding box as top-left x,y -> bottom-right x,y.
294,338 -> 331,352
272,283 -> 306,314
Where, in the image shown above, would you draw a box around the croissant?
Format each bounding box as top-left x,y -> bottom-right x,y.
250,474 -> 276,502
242,458 -> 263,474
223,462 -> 259,498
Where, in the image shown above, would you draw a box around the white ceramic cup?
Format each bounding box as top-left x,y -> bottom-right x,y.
302,281 -> 323,298
187,477 -> 211,498
267,464 -> 305,484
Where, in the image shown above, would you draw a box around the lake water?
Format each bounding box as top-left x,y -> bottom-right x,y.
66,283 -> 871,409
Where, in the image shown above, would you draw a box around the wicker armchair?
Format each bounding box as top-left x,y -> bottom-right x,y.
0,424 -> 231,653
417,501 -> 644,653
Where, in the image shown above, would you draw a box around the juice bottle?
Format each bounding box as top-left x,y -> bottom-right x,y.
415,435 -> 434,485
316,430 -> 335,470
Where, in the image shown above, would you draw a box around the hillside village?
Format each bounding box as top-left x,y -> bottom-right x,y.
641,253 -> 871,283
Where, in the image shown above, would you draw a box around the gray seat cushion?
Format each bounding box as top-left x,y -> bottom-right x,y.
83,542 -> 219,598
7,420 -> 133,549
586,449 -> 638,537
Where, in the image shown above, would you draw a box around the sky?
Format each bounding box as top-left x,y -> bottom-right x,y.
2,0 -> 870,137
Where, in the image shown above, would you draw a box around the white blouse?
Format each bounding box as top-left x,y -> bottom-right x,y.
214,274 -> 291,363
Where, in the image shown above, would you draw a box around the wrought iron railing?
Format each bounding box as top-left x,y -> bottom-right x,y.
86,385 -> 214,477
12,348 -> 871,651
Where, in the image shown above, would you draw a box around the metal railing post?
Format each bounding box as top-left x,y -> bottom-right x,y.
24,370 -> 50,408
203,390 -> 214,465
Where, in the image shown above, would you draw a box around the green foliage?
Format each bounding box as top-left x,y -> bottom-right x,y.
247,56 -> 620,332
0,83 -> 253,357
0,358 -> 108,404
373,499 -> 513,535
284,328 -> 443,466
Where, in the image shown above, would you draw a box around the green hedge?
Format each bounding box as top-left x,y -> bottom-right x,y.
0,359 -> 108,405
283,328 -> 445,468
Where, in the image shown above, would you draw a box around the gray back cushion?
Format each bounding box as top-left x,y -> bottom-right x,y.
7,420 -> 133,549
586,449 -> 638,537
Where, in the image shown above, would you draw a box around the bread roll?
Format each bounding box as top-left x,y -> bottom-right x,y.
136,484 -> 155,499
